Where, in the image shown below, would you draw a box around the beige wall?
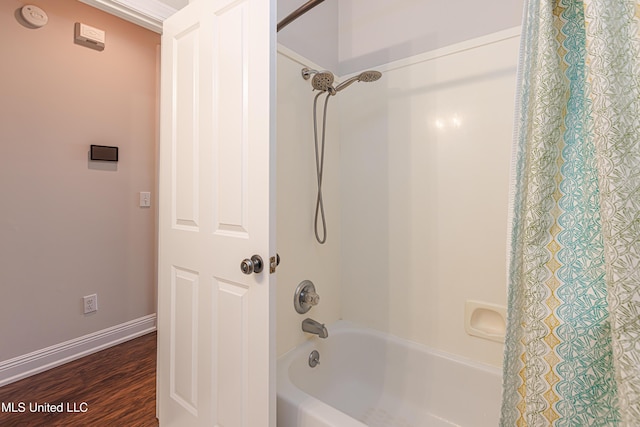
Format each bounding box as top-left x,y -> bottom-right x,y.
338,32 -> 519,367
0,1 -> 159,360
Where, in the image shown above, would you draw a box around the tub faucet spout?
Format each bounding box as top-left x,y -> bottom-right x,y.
302,318 -> 328,338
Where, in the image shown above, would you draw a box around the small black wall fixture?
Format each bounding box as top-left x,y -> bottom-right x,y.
90,145 -> 118,162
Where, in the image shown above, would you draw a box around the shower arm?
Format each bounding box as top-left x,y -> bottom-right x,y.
334,76 -> 359,93
277,0 -> 325,32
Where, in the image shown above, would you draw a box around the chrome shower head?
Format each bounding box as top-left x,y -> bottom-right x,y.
358,70 -> 382,82
312,72 -> 335,92
334,70 -> 382,92
301,67 -> 336,93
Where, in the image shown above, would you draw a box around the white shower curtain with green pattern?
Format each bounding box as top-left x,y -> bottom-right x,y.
501,0 -> 640,426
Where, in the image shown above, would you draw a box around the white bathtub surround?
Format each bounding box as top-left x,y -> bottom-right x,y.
339,28 -> 520,368
276,46 -> 342,358
278,321 -> 501,427
276,24 -> 520,425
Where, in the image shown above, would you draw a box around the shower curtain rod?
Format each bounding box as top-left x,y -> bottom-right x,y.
277,0 -> 325,32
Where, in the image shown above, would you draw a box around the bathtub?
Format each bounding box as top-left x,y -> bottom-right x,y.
277,321 -> 502,427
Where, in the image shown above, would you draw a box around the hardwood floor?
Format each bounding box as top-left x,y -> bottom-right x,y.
0,332 -> 158,427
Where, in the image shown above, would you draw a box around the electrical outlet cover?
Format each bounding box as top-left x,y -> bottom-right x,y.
83,294 -> 98,314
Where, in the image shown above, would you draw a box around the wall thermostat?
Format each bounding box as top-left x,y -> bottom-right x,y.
90,145 -> 118,162
21,5 -> 48,28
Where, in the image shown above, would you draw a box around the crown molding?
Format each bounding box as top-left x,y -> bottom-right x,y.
79,0 -> 177,33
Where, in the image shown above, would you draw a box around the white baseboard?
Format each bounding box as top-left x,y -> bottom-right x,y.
0,314 -> 156,387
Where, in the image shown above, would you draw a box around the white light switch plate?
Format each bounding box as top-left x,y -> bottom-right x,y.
139,192 -> 151,207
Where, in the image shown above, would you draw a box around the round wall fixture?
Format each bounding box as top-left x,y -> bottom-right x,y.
21,5 -> 48,28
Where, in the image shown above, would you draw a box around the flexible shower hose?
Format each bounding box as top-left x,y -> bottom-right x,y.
313,91 -> 331,244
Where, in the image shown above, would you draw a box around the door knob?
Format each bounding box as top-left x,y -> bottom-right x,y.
240,255 -> 263,275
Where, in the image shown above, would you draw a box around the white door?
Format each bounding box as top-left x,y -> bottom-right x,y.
157,0 -> 276,425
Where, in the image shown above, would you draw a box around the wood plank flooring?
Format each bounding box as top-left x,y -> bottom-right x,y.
0,332 -> 158,427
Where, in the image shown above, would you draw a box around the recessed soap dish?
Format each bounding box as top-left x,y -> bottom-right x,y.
464,300 -> 507,343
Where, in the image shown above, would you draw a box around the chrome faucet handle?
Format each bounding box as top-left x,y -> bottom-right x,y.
294,280 -> 320,314
303,290 -> 320,306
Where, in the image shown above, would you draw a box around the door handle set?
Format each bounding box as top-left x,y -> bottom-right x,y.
240,253 -> 280,275
240,255 -> 264,274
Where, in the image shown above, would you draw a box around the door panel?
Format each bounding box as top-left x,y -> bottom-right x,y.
212,3 -> 249,236
173,22 -> 200,230
158,0 -> 275,425
170,266 -> 198,415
